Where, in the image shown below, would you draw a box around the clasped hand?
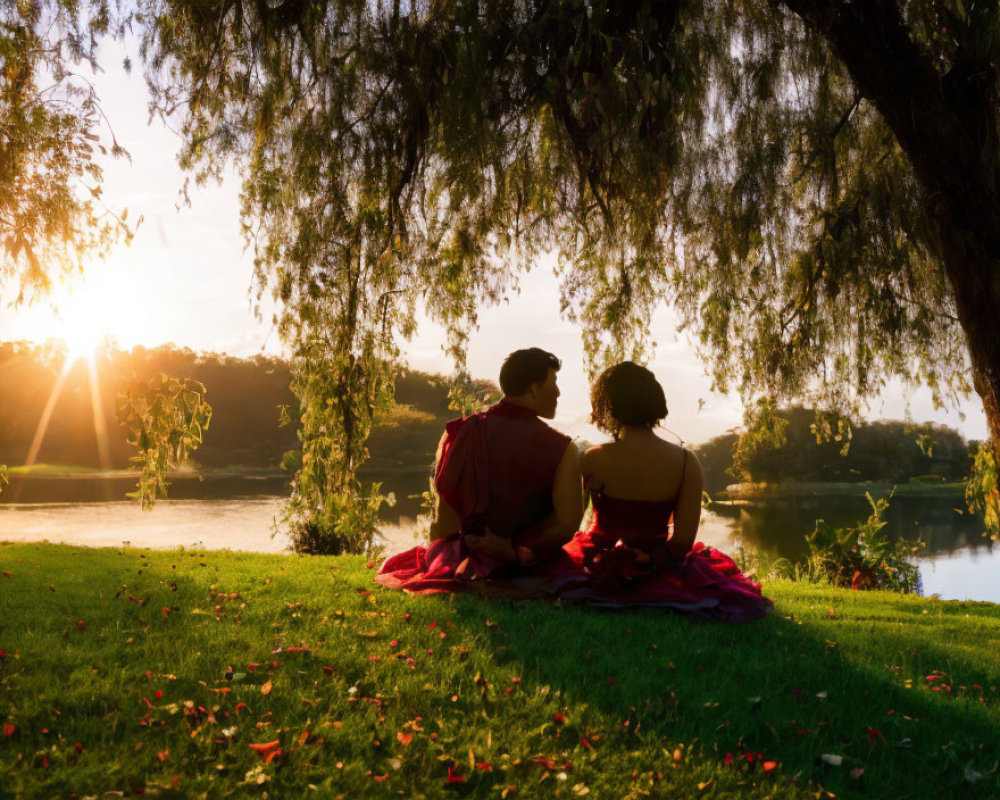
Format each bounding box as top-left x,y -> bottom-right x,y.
464,527 -> 535,565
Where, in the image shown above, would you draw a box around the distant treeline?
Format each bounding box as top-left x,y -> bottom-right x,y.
695,406 -> 974,492
0,342 -> 470,472
1,343 -> 975,487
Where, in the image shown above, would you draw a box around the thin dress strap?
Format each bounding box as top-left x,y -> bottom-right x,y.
672,449 -> 688,505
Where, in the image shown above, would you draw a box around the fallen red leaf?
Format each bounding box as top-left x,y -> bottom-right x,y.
75,742 -> 83,753
322,666 -> 335,675
373,774 -> 388,782
476,761 -> 493,771
249,740 -> 281,755
210,688 -> 231,694
154,690 -> 163,700
2,572 -> 11,578
286,646 -> 310,653
763,761 -> 777,771
867,727 -> 884,742
235,703 -> 250,715
76,620 -> 86,631
554,712 -> 567,725
446,766 -> 466,783
397,731 -> 413,746
157,749 -> 169,762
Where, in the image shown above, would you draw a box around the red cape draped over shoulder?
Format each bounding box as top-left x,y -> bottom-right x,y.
376,401 -> 571,592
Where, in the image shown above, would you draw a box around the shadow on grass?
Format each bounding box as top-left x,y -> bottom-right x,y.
437,588 -> 1000,799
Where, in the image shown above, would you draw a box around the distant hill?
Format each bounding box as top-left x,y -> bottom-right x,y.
695,406 -> 973,492
0,342 -> 490,473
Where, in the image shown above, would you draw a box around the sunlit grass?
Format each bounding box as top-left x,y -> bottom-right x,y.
1,542 -> 998,799
5,464 -> 105,476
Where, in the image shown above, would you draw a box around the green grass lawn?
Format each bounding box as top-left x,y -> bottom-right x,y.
1,543 -> 998,799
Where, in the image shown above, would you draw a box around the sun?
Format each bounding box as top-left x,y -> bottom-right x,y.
59,299 -> 109,362
44,263 -> 136,361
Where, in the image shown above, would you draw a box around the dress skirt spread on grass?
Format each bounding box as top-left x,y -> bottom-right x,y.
544,490 -> 772,624
376,403 -> 771,623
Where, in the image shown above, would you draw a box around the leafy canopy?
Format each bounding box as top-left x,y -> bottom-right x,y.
1,0 -> 133,304
137,0 -> 969,406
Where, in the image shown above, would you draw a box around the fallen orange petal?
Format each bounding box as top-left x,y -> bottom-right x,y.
249,740 -> 281,754
263,747 -> 282,764
397,731 -> 413,746
261,680 -> 272,696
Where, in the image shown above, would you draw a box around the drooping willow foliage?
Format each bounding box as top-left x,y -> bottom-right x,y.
129,0 -> 998,550
0,0 -> 133,305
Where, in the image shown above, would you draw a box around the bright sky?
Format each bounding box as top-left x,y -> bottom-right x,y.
0,43 -> 989,447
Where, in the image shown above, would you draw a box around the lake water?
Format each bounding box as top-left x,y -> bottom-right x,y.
2,476 -> 997,604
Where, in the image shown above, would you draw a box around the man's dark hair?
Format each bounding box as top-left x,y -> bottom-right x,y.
499,348 -> 561,396
590,361 -> 668,435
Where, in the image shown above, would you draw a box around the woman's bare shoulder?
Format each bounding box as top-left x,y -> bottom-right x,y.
581,442 -> 613,470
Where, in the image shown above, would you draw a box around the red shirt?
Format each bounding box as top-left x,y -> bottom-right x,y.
435,400 -> 571,538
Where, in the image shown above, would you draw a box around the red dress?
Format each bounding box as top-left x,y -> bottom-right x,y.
552,485 -> 772,623
376,401 -> 571,594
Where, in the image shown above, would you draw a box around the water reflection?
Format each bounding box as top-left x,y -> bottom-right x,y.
709,494 -> 993,560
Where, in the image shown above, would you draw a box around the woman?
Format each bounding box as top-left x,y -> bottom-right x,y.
555,362 -> 771,623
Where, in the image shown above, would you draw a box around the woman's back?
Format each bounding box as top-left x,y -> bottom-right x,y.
582,432 -> 686,501
581,428 -> 703,555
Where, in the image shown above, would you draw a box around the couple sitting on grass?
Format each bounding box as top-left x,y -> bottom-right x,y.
377,348 -> 771,623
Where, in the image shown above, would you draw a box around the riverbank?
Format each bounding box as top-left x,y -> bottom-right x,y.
720,481 -> 966,501
1,543 -> 997,799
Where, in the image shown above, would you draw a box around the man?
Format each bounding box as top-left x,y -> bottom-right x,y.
376,348 -> 583,592
431,347 -> 584,568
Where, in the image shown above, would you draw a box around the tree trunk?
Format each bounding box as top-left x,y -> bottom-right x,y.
784,0 -> 1000,468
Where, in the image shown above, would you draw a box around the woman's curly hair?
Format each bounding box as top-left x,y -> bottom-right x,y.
590,361 -> 668,436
